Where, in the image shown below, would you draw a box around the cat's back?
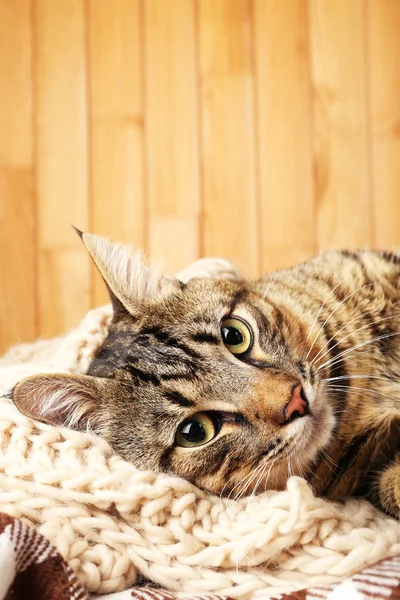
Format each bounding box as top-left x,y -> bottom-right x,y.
256,249 -> 400,315
265,249 -> 400,288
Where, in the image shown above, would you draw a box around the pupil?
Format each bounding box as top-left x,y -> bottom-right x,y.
181,421 -> 206,443
222,326 -> 243,346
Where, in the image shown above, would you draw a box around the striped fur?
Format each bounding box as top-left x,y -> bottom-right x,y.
12,238 -> 400,518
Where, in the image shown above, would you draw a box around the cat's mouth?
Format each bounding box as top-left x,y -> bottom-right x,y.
283,381 -> 335,466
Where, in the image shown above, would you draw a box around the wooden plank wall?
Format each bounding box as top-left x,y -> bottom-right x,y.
0,0 -> 399,353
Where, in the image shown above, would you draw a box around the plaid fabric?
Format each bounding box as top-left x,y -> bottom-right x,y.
0,512 -> 88,600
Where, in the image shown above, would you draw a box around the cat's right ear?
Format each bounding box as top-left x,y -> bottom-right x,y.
75,230 -> 181,315
11,373 -> 108,431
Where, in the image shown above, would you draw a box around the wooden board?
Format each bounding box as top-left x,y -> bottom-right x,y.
254,0 -> 315,273
0,0 -> 35,353
309,0 -> 372,250
368,0 -> 400,249
34,0 -> 90,337
198,0 -> 259,277
88,0 -> 145,305
1,1 -> 400,348
144,0 -> 200,273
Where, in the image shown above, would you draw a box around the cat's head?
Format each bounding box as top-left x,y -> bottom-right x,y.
12,234 -> 334,496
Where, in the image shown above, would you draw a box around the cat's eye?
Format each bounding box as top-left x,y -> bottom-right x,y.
176,413 -> 216,448
221,317 -> 253,355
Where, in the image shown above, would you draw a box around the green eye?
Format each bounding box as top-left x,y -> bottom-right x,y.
176,413 -> 216,448
221,318 -> 253,355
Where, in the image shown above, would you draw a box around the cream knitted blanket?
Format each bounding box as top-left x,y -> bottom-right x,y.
1,265 -> 400,598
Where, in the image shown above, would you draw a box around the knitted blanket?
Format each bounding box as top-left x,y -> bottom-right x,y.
1,296 -> 400,598
102,556 -> 400,600
3,514 -> 399,600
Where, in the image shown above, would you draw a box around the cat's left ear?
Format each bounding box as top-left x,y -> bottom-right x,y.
12,373 -> 108,431
77,231 -> 181,315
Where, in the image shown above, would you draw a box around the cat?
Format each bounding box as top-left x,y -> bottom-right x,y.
11,232 -> 400,518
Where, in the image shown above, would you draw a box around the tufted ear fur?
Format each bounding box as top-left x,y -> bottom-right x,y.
12,373 -> 108,431
78,231 -> 181,314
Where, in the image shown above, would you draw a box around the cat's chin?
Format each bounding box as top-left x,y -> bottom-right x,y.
287,389 -> 336,471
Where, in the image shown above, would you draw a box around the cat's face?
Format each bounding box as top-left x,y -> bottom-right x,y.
12,234 -> 335,497
87,278 -> 335,495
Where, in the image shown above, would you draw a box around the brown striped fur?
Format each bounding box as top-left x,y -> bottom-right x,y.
12,235 -> 400,518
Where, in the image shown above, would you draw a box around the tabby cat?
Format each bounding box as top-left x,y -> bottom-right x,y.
12,233 -> 400,518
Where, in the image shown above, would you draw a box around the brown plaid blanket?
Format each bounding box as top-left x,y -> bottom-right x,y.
1,512 -> 400,600
0,512 -> 87,600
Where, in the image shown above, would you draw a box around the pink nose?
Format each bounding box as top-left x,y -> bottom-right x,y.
284,385 -> 309,422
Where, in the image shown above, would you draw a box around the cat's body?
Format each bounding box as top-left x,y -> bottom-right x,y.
12,235 -> 400,518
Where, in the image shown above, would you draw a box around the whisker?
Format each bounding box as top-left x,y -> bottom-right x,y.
316,348 -> 381,376
252,462 -> 269,496
326,386 -> 383,406
324,374 -> 397,384
222,438 -> 289,511
288,455 -> 293,479
319,447 -> 338,470
262,455 -> 279,494
326,387 -> 400,420
232,450 -> 285,514
235,463 -> 265,497
219,455 -> 259,507
293,452 -> 306,480
317,331 -> 400,372
309,438 -> 339,473
326,384 -> 400,405
222,472 -> 255,513
304,282 -> 375,362
302,276 -> 350,359
229,476 -> 263,511
227,461 -> 265,507
220,461 -> 256,499
243,462 -> 269,511
312,312 -> 400,368
310,311 -> 366,366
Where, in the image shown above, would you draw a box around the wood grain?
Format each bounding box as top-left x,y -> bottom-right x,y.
35,0 -> 90,337
0,0 -> 36,353
144,0 -> 200,273
198,0 -> 259,277
368,0 -> 400,249
88,0 -> 145,306
254,0 -> 315,273
309,0 -> 372,250
0,1 -> 399,348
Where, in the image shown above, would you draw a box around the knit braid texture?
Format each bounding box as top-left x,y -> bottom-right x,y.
1,259 -> 400,599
